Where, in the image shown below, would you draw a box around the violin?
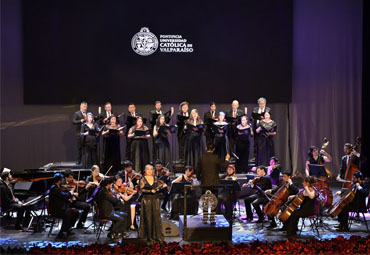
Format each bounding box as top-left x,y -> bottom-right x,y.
127,171 -> 142,180
157,167 -> 170,176
117,183 -> 138,195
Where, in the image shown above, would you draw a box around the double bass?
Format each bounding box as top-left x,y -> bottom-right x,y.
342,137 -> 361,189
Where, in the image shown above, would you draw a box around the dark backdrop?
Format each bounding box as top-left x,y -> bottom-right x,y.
22,0 -> 293,104
1,0 -> 364,177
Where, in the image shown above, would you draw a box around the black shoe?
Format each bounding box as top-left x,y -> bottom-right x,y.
276,227 -> 287,231
107,232 -> 117,241
57,232 -> 66,239
14,225 -> 23,231
267,223 -> 277,229
66,231 -> 75,236
161,207 -> 168,213
255,218 -> 265,223
241,216 -> 253,221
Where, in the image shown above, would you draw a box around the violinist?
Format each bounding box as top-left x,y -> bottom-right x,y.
335,172 -> 369,231
219,165 -> 237,221
154,159 -> 171,212
111,176 -> 138,231
285,177 -> 316,237
242,166 -> 272,222
85,165 -> 105,201
337,143 -> 361,183
63,170 -> 91,229
266,156 -> 281,186
170,166 -> 198,220
221,164 -> 238,180
118,160 -> 141,188
48,173 -> 80,239
264,171 -> 299,229
0,169 -> 32,230
305,145 -> 332,177
96,178 -> 127,241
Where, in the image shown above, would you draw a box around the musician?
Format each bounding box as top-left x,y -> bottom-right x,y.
221,164 -> 238,180
212,112 -> 228,165
97,102 -> 115,126
48,173 -> 80,239
305,146 -> 332,177
125,103 -> 141,160
102,115 -> 123,175
184,109 -> 204,168
63,170 -> 91,229
0,169 -> 32,230
153,115 -> 172,168
128,117 -> 150,173
267,157 -> 281,186
335,172 -> 369,231
204,102 -> 217,145
255,112 -> 277,166
80,112 -> 99,169
226,100 -> 244,156
235,115 -> 253,173
196,143 -> 230,186
337,143 -> 361,182
139,164 -> 166,243
154,159 -> 170,212
251,97 -> 271,159
242,166 -> 272,222
96,178 -> 127,241
219,165 -> 238,221
264,171 -> 299,229
85,165 -> 104,201
72,101 -> 88,164
176,101 -> 190,162
170,166 -> 198,220
285,177 -> 317,237
111,176 -> 137,231
117,160 -> 140,188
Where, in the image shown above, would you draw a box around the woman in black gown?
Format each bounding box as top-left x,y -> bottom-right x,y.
153,115 -> 172,168
255,112 -> 277,166
184,109 -> 204,168
80,113 -> 99,169
212,112 -> 228,163
128,117 -> 150,173
235,115 -> 253,173
139,164 -> 166,243
102,115 -> 123,175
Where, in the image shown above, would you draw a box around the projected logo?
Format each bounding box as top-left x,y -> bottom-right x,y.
131,27 -> 158,56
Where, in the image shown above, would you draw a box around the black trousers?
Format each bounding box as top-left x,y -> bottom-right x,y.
106,211 -> 127,235
159,188 -> 170,209
286,208 -> 313,235
71,201 -> 91,224
244,194 -> 268,220
7,203 -> 32,227
76,134 -> 82,163
218,189 -> 233,221
125,138 -> 132,160
54,208 -> 80,233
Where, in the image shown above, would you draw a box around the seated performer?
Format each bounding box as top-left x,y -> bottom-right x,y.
0,169 -> 32,230
264,171 -> 299,229
111,176 -> 138,231
118,160 -> 141,188
170,166 -> 199,220
285,177 -> 317,237
336,172 -> 369,231
48,173 -> 80,239
154,159 -> 171,212
242,166 -> 272,222
266,156 -> 281,186
219,165 -> 238,221
63,170 -> 91,229
96,178 -> 127,241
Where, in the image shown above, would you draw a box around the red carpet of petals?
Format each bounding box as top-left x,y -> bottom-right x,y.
2,235 -> 370,254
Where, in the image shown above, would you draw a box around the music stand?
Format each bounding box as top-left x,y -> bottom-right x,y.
170,182 -> 187,194
308,164 -> 328,177
220,180 -> 241,191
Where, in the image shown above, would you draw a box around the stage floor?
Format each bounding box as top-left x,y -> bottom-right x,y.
1,202 -> 369,251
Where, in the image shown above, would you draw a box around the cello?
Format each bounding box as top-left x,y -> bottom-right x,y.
342,137 -> 361,189
278,190 -> 305,222
328,184 -> 357,217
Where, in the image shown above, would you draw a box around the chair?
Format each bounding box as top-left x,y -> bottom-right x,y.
45,199 -> 61,237
298,215 -> 320,238
348,211 -> 369,233
93,202 -> 111,240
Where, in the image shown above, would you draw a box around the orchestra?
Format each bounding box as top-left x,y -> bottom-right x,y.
1,98 -> 368,244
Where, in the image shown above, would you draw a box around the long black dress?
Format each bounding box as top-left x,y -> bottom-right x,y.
212,122 -> 228,162
139,176 -> 164,242
129,126 -> 150,173
235,125 -> 252,173
184,121 -> 204,168
80,123 -> 99,169
154,125 -> 172,168
256,120 -> 277,166
102,125 -> 122,175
